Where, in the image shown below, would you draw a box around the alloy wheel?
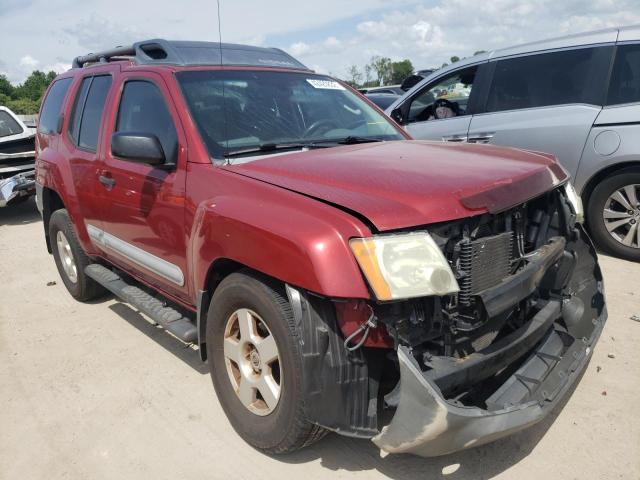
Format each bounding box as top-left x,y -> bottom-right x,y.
56,230 -> 78,283
603,184 -> 640,249
223,308 -> 282,416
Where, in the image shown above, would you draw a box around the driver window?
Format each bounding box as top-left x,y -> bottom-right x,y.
407,66 -> 477,123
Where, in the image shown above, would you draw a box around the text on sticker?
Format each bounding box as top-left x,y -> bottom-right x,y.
306,79 -> 345,90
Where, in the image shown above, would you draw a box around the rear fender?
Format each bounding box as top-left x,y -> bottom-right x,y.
37,159 -> 96,255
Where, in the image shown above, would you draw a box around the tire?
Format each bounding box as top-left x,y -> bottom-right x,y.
586,169 -> 640,262
206,271 -> 326,454
49,209 -> 106,301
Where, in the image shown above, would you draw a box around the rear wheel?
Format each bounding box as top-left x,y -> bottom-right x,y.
49,209 -> 106,301
206,272 -> 326,454
587,169 -> 640,262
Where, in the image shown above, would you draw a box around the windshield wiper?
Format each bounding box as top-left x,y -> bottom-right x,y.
225,143 -> 328,158
310,136 -> 384,146
339,136 -> 383,144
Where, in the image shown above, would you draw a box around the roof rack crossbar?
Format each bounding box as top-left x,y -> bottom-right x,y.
72,45 -> 136,69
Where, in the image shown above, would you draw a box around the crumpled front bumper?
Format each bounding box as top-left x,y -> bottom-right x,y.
373,228 -> 606,457
0,170 -> 36,207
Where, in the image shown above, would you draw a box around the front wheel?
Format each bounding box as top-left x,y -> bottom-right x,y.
206,272 -> 326,454
587,170 -> 640,262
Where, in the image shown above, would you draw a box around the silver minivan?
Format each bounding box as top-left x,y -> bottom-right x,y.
387,25 -> 640,261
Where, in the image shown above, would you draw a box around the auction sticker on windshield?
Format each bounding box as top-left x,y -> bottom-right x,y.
306,79 -> 345,90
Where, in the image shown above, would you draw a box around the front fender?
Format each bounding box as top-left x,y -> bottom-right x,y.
188,174 -> 373,299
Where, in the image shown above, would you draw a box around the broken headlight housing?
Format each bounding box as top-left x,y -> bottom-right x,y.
564,182 -> 584,223
350,232 -> 459,301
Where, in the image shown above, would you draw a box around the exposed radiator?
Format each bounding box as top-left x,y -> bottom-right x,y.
458,232 -> 513,306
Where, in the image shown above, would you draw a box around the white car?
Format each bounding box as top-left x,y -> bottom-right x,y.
0,106 -> 36,207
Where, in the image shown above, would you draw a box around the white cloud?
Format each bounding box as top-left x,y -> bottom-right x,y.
1,0 -> 639,83
0,0 -> 406,82
286,0 -> 640,78
290,41 -> 311,56
19,55 -> 39,68
43,62 -> 71,74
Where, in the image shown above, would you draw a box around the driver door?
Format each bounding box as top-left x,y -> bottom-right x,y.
396,64 -> 486,142
97,72 -> 190,302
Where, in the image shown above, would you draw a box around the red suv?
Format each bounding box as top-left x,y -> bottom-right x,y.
35,39 -> 606,457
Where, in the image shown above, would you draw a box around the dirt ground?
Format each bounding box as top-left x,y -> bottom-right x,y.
1,198 -> 639,480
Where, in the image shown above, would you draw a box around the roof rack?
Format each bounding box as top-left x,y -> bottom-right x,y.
72,39 -> 310,71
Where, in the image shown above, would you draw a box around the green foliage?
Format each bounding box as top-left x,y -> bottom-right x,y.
0,70 -> 57,114
345,65 -> 363,88
389,59 -> 414,84
0,75 -> 13,97
345,57 -> 415,89
370,56 -> 392,86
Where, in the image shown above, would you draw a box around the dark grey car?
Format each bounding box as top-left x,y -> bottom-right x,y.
387,25 -> 640,261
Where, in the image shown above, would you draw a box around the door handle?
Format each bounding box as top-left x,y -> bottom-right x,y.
99,175 -> 116,188
442,135 -> 467,142
467,133 -> 494,144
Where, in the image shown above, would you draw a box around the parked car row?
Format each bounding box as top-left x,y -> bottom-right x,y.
385,25 -> 640,261
35,38 -> 606,459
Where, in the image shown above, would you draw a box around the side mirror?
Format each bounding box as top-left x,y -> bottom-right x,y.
390,107 -> 405,125
111,132 -> 165,165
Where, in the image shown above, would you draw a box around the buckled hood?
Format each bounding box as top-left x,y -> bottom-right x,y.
223,141 -> 568,231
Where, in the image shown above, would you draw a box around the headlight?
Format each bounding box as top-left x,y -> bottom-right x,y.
350,232 -> 459,301
564,182 -> 584,223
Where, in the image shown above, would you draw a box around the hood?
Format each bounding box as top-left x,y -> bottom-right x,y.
223,141 -> 567,231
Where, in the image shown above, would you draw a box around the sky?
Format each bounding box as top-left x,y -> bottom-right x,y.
1,0 -> 639,84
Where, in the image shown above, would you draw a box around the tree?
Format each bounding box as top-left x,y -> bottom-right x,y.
1,70 -> 57,114
345,65 -> 363,88
473,50 -> 487,56
389,59 -> 414,84
0,75 -> 14,98
369,56 -> 392,86
450,56 -> 460,64
14,70 -> 52,101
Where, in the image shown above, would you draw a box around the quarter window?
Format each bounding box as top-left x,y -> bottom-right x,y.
486,47 -> 610,112
0,110 -> 23,138
607,44 -> 640,106
115,81 -> 178,163
68,77 -> 91,144
406,67 -> 477,123
38,77 -> 72,135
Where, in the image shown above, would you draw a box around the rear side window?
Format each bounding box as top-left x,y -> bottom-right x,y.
38,77 -> 72,134
68,78 -> 91,144
0,110 -> 23,137
486,47 -> 611,112
68,75 -> 112,151
115,81 -> 178,163
607,44 -> 640,106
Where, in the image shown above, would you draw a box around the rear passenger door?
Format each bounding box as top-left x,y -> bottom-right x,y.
63,73 -> 114,233
97,72 -> 189,300
467,46 -> 614,178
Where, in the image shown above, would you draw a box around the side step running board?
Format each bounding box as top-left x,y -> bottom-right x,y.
85,264 -> 197,343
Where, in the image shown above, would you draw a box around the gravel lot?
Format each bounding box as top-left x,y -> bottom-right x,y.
1,198 -> 639,480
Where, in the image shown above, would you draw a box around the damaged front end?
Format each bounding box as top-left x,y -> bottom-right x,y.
0,137 -> 36,207
287,184 -> 606,457
369,185 -> 606,456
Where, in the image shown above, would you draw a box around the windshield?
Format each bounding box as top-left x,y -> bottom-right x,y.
176,70 -> 403,159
